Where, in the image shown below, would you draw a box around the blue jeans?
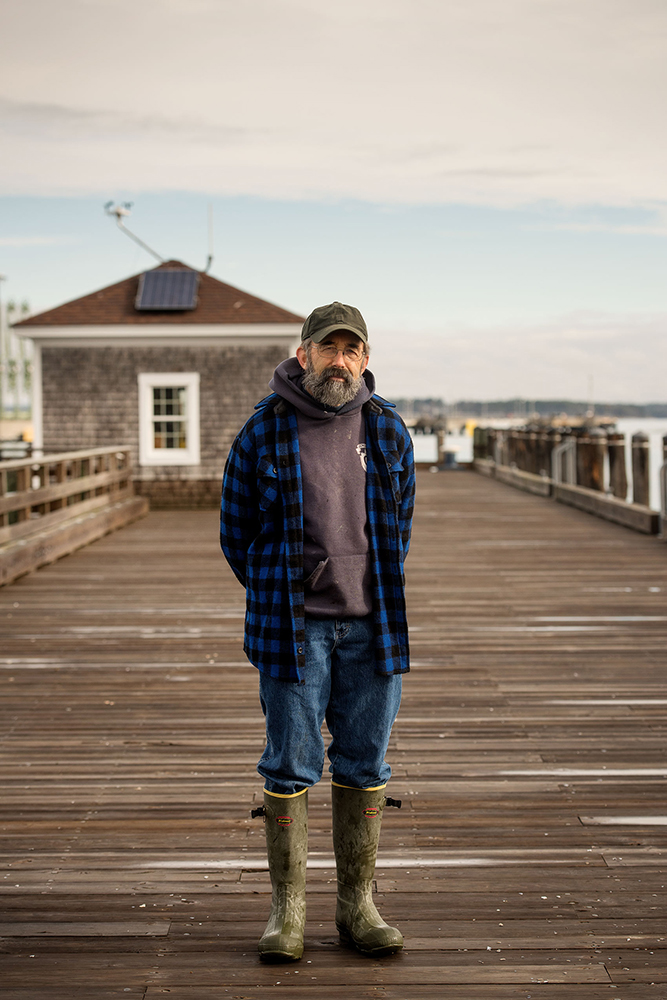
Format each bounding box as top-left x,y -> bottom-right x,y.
258,615 -> 402,795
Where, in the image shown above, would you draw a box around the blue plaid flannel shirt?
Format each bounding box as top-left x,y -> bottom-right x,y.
220,392 -> 415,683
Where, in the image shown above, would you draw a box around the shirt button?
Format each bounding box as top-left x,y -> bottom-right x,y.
297,646 -> 303,654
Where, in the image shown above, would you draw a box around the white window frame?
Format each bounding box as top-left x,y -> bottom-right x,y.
138,372 -> 200,466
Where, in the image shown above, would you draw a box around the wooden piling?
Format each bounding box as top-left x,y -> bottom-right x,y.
587,427 -> 606,492
607,432 -> 628,500
631,432 -> 650,507
575,428 -> 606,492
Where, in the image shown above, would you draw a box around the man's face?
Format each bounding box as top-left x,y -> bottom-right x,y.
297,331 -> 369,407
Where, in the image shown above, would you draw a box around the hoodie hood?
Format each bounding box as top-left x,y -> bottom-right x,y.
269,356 -> 375,420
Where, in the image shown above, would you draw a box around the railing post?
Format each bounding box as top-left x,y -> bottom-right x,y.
535,429 -> 548,478
15,467 -> 30,522
631,432 -> 650,507
551,431 -> 576,485
527,427 -> 538,474
499,429 -> 507,466
0,468 -> 7,528
473,426 -> 488,461
517,429 -> 525,471
544,428 -> 560,478
607,432 -> 628,500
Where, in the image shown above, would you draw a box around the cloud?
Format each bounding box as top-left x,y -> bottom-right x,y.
370,311 -> 667,402
0,98 -> 249,144
0,234 -> 77,247
1,0 -> 666,206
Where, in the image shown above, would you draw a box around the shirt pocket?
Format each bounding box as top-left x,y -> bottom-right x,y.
385,454 -> 404,503
256,457 -> 279,511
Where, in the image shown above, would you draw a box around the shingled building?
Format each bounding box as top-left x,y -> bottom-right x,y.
15,261 -> 303,507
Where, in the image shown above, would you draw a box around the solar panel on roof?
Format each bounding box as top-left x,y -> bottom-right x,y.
135,270 -> 200,311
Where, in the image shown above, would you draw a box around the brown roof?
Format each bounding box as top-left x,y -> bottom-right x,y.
16,261 -> 304,327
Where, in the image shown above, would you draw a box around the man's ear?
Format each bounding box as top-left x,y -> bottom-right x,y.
296,344 -> 308,370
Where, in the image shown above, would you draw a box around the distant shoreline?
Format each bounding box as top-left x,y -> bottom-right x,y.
395,398 -> 667,420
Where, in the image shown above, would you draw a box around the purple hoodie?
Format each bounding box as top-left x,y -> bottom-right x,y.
269,357 -> 375,618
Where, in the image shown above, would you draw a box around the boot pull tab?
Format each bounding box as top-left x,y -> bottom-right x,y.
385,796 -> 402,809
251,805 -> 266,819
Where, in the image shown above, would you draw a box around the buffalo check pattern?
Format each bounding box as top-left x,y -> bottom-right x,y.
220,393 -> 415,683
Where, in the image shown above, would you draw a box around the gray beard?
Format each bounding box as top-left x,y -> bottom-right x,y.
302,362 -> 364,407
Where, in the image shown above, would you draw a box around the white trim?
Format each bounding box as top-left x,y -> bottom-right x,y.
16,323 -> 301,344
31,343 -> 43,456
17,336 -> 300,351
138,372 -> 200,467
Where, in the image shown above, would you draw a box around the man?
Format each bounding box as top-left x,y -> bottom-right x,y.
220,301 -> 415,962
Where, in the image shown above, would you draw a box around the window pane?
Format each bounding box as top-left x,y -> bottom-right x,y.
153,386 -> 187,417
153,420 -> 187,449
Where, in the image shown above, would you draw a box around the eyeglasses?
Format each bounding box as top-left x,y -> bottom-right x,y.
315,343 -> 365,361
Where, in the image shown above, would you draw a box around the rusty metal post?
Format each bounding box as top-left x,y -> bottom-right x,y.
587,427 -> 606,492
607,432 -> 628,500
631,432 -> 650,507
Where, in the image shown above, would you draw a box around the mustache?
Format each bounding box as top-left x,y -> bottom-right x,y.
320,365 -> 354,384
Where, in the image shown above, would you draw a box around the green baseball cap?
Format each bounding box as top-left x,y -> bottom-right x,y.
301,301 -> 368,344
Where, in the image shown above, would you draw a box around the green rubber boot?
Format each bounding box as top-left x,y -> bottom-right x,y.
331,783 -> 403,957
258,789 -> 308,962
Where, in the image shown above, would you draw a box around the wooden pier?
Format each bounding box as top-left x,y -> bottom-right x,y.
1,469 -> 666,998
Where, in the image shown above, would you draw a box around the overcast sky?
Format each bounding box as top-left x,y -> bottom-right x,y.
1,0 -> 666,401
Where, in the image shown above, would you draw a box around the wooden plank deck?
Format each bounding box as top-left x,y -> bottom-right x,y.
1,468 -> 666,999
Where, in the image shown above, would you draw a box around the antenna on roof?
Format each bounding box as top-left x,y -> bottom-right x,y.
204,202 -> 214,273
104,202 -> 164,264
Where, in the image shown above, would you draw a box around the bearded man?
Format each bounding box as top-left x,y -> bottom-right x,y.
220,301 -> 415,962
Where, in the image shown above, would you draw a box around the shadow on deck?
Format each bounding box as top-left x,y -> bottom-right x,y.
1,469 -> 666,997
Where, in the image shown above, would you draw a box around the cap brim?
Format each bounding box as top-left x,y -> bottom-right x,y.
305,323 -> 368,344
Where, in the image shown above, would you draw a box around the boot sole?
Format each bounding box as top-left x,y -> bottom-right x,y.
258,949 -> 303,963
337,925 -> 403,957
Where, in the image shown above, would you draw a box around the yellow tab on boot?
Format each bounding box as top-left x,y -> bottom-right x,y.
264,787 -> 308,799
331,781 -> 387,791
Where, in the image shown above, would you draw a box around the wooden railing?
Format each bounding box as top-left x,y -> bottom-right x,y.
0,446 -> 133,547
472,426 -> 666,536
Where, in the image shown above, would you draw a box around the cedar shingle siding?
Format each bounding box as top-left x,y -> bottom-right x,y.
42,343 -> 288,508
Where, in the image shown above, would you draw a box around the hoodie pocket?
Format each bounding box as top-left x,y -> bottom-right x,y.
304,558 -> 329,591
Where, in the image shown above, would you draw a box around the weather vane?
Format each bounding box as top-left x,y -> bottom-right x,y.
104,202 -> 164,263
